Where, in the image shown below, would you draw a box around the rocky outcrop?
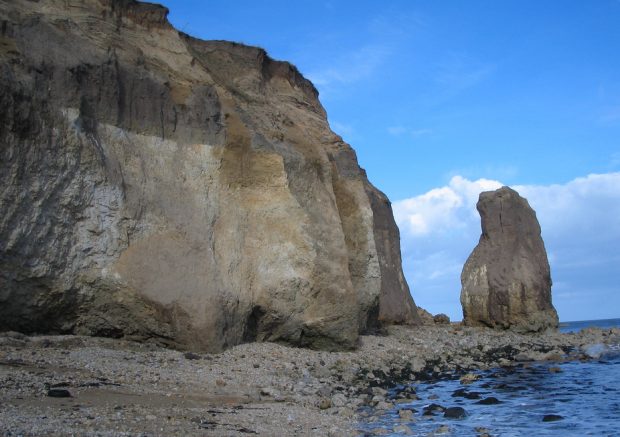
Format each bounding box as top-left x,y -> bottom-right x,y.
417,308 -> 435,326
0,0 -> 420,352
460,187 -> 558,332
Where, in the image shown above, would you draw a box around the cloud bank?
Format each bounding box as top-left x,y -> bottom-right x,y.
394,173 -> 620,322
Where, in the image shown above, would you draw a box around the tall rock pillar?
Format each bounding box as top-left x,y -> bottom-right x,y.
460,187 -> 558,332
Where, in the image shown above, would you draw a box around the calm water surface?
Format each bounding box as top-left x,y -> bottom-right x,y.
360,318 -> 620,436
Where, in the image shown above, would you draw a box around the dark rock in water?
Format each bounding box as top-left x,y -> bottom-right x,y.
452,388 -> 469,398
475,427 -> 492,437
47,389 -> 72,398
452,389 -> 481,399
422,403 -> 445,416
443,406 -> 467,419
433,313 -> 451,325
542,414 -> 564,422
460,186 -> 559,332
477,397 -> 501,405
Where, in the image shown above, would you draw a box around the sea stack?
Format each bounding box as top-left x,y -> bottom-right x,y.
0,0 -> 420,352
460,187 -> 558,332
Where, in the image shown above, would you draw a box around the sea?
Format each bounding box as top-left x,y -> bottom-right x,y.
359,318 -> 620,436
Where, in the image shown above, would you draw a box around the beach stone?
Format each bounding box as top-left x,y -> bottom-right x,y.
183,352 -> 201,360
398,409 -> 414,420
47,389 -> 72,398
459,373 -> 479,384
318,398 -> 332,410
260,387 -> 280,398
475,427 -> 492,437
582,343 -> 606,359
375,401 -> 394,410
514,351 -> 538,362
395,397 -> 417,404
461,186 -> 559,332
331,393 -> 347,408
443,407 -> 467,419
393,424 -> 413,434
337,407 -> 355,418
432,425 -> 451,435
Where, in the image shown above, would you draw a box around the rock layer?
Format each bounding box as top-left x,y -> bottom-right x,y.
0,0 -> 419,351
460,187 -> 558,332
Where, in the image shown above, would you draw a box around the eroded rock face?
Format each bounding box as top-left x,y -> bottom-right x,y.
0,0 -> 419,351
460,187 -> 558,332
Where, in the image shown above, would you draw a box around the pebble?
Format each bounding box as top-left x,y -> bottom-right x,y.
459,373 -> 479,384
46,389 -> 71,398
475,426 -> 492,437
183,352 -> 200,360
432,424 -> 451,435
393,424 -> 413,434
331,393 -> 346,407
318,398 -> 332,410
374,401 -> 394,410
398,408 -> 414,420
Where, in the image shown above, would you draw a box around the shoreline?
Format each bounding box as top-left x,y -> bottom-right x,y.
1,325 -> 618,436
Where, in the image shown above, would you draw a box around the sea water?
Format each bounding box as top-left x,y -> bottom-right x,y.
360,318 -> 620,436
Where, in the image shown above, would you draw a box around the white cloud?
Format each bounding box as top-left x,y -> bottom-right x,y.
329,120 -> 355,138
434,53 -> 496,94
395,172 -> 620,321
393,175 -> 501,236
514,173 -> 620,241
387,126 -> 407,136
599,106 -> 620,124
307,44 -> 391,87
387,126 -> 432,138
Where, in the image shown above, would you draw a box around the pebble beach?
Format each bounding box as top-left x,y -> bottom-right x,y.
1,325 -> 618,436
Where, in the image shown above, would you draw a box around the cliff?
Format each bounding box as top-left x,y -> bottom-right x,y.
0,0 -> 420,351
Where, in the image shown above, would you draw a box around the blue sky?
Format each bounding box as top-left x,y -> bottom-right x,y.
163,1 -> 620,322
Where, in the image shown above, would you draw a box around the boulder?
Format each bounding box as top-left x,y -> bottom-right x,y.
460,187 -> 558,332
0,0 -> 420,352
417,307 -> 435,325
433,314 -> 451,325
443,407 -> 467,419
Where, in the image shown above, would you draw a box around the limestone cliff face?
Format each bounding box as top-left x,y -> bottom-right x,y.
0,0 -> 420,351
460,187 -> 558,332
